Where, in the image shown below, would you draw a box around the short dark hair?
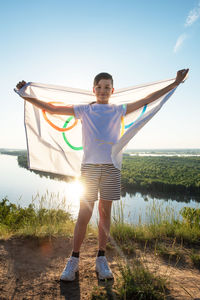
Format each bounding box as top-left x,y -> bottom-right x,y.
93,72 -> 113,87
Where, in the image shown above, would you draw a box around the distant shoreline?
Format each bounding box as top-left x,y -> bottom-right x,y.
1,148 -> 200,155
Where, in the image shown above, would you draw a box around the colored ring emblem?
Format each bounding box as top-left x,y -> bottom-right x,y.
120,104 -> 147,137
42,102 -> 78,132
125,104 -> 147,129
62,117 -> 83,150
120,116 -> 125,137
42,102 -> 147,150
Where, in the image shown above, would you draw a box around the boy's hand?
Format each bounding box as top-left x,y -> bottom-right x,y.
175,69 -> 189,85
16,80 -> 27,90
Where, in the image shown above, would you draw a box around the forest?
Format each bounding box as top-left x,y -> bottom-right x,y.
121,155 -> 200,196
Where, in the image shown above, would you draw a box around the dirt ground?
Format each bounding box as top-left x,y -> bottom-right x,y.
0,236 -> 200,300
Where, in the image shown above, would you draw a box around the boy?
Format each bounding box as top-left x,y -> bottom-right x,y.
16,68 -> 188,281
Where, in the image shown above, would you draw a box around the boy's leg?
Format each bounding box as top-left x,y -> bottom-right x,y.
96,164 -> 120,279
73,163 -> 100,252
60,201 -> 94,281
98,164 -> 120,251
96,199 -> 114,280
73,201 -> 95,252
98,199 -> 112,251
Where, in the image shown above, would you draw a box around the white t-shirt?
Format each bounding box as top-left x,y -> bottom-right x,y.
73,103 -> 127,164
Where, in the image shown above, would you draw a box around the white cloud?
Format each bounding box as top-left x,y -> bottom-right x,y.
185,1 -> 200,27
173,2 -> 200,53
173,34 -> 187,53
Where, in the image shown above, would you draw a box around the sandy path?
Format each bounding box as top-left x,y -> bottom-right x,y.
0,236 -> 200,300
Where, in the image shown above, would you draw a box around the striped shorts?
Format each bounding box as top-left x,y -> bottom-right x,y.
80,164 -> 121,202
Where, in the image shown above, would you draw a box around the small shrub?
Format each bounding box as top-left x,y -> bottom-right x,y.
91,286 -> 111,300
180,207 -> 200,228
155,243 -> 183,264
190,252 -> 200,269
116,261 -> 167,300
0,197 -> 74,238
0,197 -> 36,229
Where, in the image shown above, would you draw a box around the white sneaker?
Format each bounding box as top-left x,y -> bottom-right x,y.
96,256 -> 114,280
60,256 -> 79,281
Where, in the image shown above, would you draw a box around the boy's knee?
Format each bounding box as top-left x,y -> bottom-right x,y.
77,215 -> 90,227
77,202 -> 94,224
80,200 -> 94,211
99,201 -> 112,219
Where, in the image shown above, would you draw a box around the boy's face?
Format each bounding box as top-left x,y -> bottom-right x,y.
93,79 -> 114,104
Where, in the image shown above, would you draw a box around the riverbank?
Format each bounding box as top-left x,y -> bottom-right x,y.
0,198 -> 200,299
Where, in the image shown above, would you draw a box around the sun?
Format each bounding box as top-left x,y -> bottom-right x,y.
64,178 -> 84,202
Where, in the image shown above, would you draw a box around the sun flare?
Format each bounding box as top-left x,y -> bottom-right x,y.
64,178 -> 84,202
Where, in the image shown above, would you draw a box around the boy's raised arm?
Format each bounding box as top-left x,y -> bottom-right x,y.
126,69 -> 189,115
15,80 -> 75,116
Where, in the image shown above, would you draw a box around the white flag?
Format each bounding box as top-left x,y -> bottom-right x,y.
15,78 -> 177,177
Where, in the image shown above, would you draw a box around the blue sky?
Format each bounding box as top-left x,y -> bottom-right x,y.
0,0 -> 199,149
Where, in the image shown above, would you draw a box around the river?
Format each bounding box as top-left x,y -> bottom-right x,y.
0,154 -> 199,225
